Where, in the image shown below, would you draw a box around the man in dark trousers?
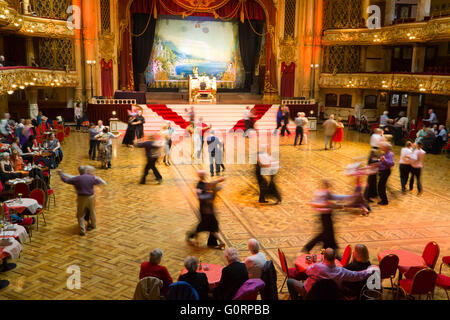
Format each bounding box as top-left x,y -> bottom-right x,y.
206,130 -> 225,176
136,133 -> 163,185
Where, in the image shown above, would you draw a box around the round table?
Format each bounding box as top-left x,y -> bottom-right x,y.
295,254 -> 342,273
179,264 -> 223,289
5,198 -> 40,215
377,249 -> 426,275
6,178 -> 34,187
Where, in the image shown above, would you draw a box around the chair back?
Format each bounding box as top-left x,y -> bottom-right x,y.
2,203 -> 11,222
52,120 -> 58,127
166,281 -> 199,300
13,183 -> 30,199
56,131 -> 64,143
260,260 -> 278,300
409,268 -> 437,296
64,126 -> 70,137
277,248 -> 289,276
379,254 -> 399,280
233,279 -> 265,300
133,277 -> 163,300
341,244 -> 352,267
30,188 -> 45,207
0,180 -> 3,193
422,241 -> 440,269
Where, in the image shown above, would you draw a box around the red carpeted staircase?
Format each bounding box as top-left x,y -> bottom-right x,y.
231,105 -> 272,131
147,104 -> 189,129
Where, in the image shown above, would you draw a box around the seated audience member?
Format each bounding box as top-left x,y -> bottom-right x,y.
415,126 -> 427,143
287,248 -> 376,300
21,135 -> 36,154
43,133 -> 62,167
379,111 -> 391,128
139,249 -> 173,296
0,152 -> 21,185
214,248 -> 249,300
244,238 -> 267,279
0,55 -> 5,67
10,150 -> 24,171
305,279 -> 344,300
421,128 -> 436,153
342,244 -> 372,298
178,256 -> 210,300
11,137 -> 22,154
437,125 -> 448,152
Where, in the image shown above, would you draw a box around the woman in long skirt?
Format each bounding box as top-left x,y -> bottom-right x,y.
186,171 -> 226,249
333,117 -> 344,149
122,116 -> 136,147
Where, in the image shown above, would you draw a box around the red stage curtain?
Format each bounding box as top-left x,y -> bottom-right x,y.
132,0 -> 264,20
101,59 -> 114,98
119,27 -> 134,91
87,104 -> 132,125
280,62 -> 295,98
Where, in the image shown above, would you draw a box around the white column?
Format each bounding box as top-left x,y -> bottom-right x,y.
417,0 -> 431,21
385,0 -> 396,26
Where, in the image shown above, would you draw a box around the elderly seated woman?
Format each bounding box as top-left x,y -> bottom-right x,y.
213,248 -> 249,300
178,256 -> 210,300
139,249 -> 173,297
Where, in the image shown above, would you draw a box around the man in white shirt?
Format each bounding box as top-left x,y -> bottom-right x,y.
399,141 -> 414,192
244,239 -> 267,279
379,111 -> 391,127
95,127 -> 121,169
370,128 -> 385,149
409,142 -> 426,195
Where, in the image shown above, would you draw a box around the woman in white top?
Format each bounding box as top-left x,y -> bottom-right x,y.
399,141 -> 414,192
409,142 -> 426,195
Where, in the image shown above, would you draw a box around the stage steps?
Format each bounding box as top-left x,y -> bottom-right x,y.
138,104 -> 279,134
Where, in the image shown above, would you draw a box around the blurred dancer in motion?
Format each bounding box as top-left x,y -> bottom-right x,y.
255,145 -> 281,204
136,133 -> 163,184
186,171 -> 226,249
160,122 -> 174,166
302,180 -> 352,253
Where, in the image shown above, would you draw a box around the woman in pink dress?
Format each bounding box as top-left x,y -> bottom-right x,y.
332,117 -> 344,149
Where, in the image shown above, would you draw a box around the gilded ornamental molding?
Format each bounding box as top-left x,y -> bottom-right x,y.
0,0 -> 74,38
0,68 -> 78,95
319,73 -> 450,96
322,16 -> 450,45
278,37 -> 297,64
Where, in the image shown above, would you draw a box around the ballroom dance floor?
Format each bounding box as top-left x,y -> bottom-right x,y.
1,129 -> 449,300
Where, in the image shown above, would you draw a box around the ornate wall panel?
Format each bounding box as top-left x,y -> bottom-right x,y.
38,38 -> 75,70
29,0 -> 71,20
0,68 -> 78,95
319,73 -> 450,96
283,0 -> 296,40
323,0 -> 362,30
322,46 -> 360,73
323,17 -> 450,45
101,0 -> 111,33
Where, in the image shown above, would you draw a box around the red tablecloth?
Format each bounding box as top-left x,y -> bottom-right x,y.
378,249 -> 426,274
295,254 -> 342,273
179,264 -> 223,289
5,198 -> 40,214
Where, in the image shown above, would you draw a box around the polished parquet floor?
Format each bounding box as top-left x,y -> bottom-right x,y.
0,129 -> 449,300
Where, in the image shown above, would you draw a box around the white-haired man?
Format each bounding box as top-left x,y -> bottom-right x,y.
57,165 -> 106,236
244,239 -> 267,279
323,115 -> 337,150
294,112 -> 308,146
214,248 -> 249,300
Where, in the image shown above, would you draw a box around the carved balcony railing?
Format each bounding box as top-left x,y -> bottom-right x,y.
0,0 -> 74,38
322,16 -> 450,45
0,67 -> 78,95
319,73 -> 450,96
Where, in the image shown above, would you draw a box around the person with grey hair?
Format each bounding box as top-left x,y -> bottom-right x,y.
0,113 -> 11,137
57,165 -> 106,236
244,239 -> 267,279
379,111 -> 391,127
179,256 -> 210,300
206,130 -> 225,176
139,249 -> 173,297
294,112 -> 308,146
287,248 -> 377,300
323,115 -> 337,150
214,248 -> 249,300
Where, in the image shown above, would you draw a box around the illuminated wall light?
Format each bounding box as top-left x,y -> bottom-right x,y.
18,18 -> 22,22
0,15 -> 6,19
19,85 -> 25,90
7,90 -> 14,95
14,23 -> 19,27
5,9 -> 9,14
12,84 -> 17,88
